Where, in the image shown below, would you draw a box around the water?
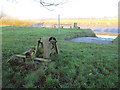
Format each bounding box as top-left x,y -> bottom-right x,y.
70,28 -> 118,44
94,28 -> 119,34
96,35 -> 117,39
71,37 -> 114,44
32,24 -> 42,27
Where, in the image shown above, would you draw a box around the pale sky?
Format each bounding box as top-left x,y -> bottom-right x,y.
1,0 -> 119,20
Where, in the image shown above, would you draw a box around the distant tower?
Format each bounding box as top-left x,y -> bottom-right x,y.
74,22 -> 77,28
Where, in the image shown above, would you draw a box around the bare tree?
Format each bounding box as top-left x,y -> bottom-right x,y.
0,0 -> 68,19
38,0 -> 66,6
38,0 -> 67,10
34,0 -> 68,11
0,10 -> 6,19
6,0 -> 67,11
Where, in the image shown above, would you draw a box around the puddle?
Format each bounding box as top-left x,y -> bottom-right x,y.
71,37 -> 114,44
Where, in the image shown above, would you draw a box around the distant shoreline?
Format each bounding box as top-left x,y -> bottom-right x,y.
95,33 -> 118,36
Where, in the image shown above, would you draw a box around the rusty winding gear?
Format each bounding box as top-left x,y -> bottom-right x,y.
23,49 -> 36,58
36,37 -> 59,59
8,37 -> 59,63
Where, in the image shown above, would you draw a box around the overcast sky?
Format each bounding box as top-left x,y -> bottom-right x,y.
1,0 -> 119,20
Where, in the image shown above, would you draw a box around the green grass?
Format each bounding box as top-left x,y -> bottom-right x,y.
2,26 -> 119,88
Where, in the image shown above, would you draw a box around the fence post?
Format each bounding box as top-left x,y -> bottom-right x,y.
58,14 -> 60,34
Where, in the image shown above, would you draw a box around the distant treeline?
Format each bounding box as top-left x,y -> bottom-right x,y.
0,18 -> 118,29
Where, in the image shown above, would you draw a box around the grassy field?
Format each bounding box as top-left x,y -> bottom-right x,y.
2,27 -> 118,88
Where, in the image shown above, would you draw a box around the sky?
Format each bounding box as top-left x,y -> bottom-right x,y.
0,0 -> 119,20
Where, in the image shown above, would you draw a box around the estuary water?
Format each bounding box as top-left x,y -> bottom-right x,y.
71,37 -> 114,44
71,28 -> 118,44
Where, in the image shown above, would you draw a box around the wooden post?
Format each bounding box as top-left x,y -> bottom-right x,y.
58,14 -> 60,34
